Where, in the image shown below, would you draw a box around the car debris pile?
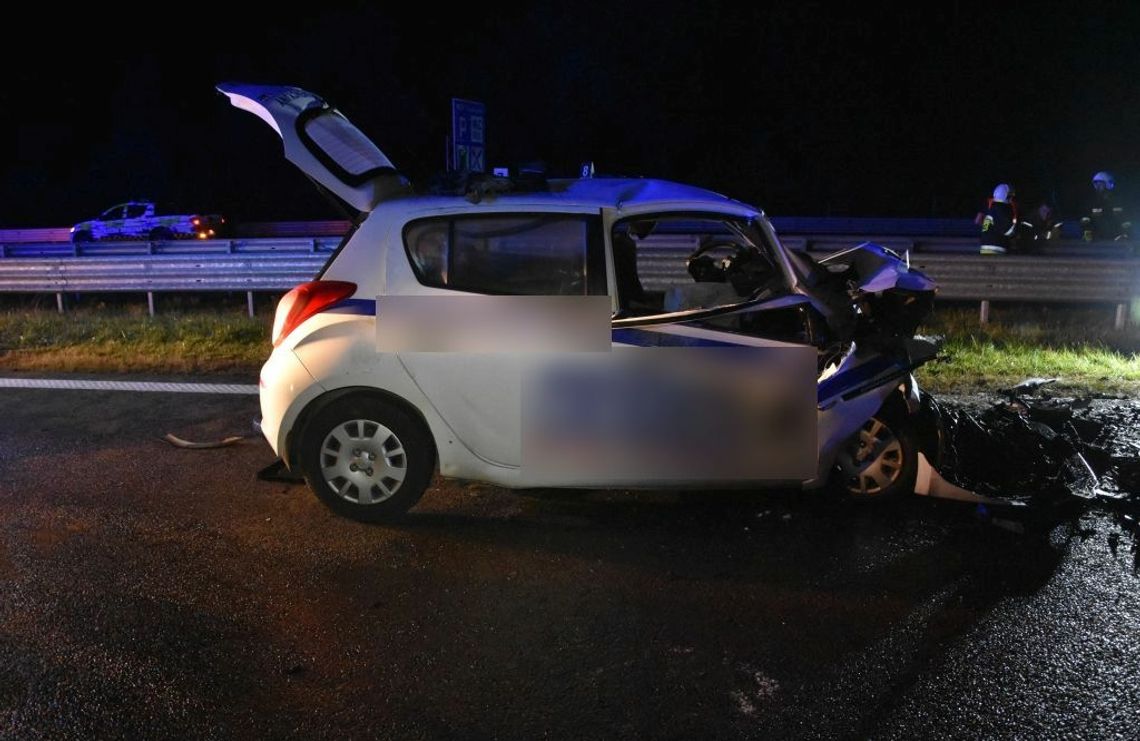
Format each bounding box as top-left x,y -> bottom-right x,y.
931,380 -> 1140,564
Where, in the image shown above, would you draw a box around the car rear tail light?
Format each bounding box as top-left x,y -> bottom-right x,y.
272,280 -> 357,347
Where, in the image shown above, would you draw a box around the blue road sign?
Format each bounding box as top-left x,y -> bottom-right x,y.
451,99 -> 486,173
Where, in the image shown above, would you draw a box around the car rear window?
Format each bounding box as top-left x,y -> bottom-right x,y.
302,110 -> 393,179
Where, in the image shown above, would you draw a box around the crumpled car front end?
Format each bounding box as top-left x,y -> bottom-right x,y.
792,241 -> 937,353
789,240 -> 996,504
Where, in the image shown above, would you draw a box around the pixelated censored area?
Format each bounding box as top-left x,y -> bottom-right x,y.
521,348 -> 818,482
376,295 -> 612,352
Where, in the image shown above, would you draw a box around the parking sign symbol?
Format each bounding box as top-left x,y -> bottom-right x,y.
451,98 -> 486,172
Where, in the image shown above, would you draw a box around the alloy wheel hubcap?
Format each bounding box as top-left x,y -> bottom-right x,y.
837,417 -> 904,496
319,419 -> 407,505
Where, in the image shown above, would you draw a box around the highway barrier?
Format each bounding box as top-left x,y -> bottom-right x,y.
0,229 -> 1136,327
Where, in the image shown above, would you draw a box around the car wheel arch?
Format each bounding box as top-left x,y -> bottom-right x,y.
876,385 -> 944,467
286,386 -> 438,471
830,387 -> 923,502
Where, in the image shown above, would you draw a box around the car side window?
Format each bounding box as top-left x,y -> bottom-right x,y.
614,216 -> 786,317
406,221 -> 451,285
613,215 -> 818,342
100,206 -> 124,221
124,204 -> 147,218
405,215 -> 605,296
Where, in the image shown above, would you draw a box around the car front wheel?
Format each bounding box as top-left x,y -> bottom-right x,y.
833,413 -> 918,501
298,395 -> 435,522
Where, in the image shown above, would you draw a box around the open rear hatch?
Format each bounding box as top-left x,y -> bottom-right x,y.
216,82 -> 410,213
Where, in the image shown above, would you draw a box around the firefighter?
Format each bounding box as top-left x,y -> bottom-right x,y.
979,183 -> 1018,255
1016,200 -> 1063,254
1080,171 -> 1131,241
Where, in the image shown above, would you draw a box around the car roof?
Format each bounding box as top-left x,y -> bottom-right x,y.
386,177 -> 761,215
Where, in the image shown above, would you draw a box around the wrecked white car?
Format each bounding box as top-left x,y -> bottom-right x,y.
219,81 -> 974,523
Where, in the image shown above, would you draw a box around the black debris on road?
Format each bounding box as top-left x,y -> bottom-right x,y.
933,387 -> 1140,569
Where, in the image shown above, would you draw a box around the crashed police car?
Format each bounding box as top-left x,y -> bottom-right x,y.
219,82 -> 985,523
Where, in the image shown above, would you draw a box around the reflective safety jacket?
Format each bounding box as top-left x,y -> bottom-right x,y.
979,201 -> 1016,254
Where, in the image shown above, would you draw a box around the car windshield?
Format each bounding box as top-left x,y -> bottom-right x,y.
301,108 -> 393,181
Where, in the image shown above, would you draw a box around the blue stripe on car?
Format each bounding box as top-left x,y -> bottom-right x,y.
610,327 -> 745,348
817,355 -> 904,403
327,298 -> 378,314
323,298 -> 901,402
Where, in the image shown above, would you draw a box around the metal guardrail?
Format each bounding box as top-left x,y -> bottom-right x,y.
5,233 -> 1136,261
231,220 -> 351,238
0,248 -> 331,316
0,233 -> 1137,328
0,237 -> 341,317
0,236 -> 341,258
909,254 -> 1140,328
796,235 -> 1137,259
7,232 -> 1134,259
0,227 -> 73,243
637,241 -> 1138,296
635,240 -> 1140,329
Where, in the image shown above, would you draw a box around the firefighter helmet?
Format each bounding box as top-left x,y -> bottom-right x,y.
992,183 -> 1014,203
1092,171 -> 1115,191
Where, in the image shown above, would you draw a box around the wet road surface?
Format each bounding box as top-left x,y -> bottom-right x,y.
0,377 -> 1137,739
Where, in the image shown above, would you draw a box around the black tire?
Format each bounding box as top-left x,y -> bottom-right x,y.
149,227 -> 174,241
71,230 -> 93,244
832,412 -> 919,502
298,395 -> 434,522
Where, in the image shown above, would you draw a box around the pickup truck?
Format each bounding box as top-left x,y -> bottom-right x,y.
70,201 -> 226,243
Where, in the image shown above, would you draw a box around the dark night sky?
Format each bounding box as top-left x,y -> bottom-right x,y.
4,1 -> 1139,227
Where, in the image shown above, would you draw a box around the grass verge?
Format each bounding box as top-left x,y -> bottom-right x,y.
915,304 -> 1140,395
0,308 -> 270,374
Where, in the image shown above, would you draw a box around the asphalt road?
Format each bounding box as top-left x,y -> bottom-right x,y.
0,377 -> 1137,739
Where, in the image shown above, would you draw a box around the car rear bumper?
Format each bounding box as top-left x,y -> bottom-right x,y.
258,347 -> 319,459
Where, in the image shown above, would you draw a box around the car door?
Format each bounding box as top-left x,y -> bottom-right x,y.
97,204 -> 127,239
590,213 -> 819,483
391,211 -> 607,468
121,203 -> 150,239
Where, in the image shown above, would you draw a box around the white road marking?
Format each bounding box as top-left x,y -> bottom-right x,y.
0,378 -> 258,395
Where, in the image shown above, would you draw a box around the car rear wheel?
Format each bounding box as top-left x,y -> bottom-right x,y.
833,413 -> 918,501
298,396 -> 434,522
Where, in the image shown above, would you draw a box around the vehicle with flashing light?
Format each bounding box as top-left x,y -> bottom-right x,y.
218,81 -> 994,524
69,201 -> 226,243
